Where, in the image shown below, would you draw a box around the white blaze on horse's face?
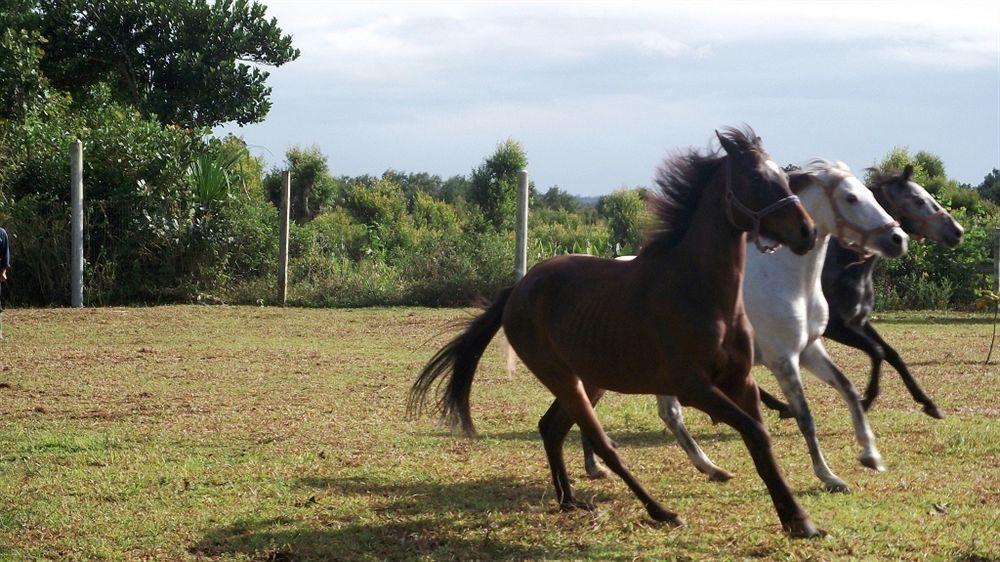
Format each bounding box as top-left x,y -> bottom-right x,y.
831,174 -> 908,257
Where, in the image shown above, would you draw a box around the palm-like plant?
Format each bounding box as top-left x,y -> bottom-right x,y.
187,148 -> 246,209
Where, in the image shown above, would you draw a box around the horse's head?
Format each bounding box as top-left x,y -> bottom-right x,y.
869,165 -> 964,248
716,129 -> 816,255
790,161 -> 908,258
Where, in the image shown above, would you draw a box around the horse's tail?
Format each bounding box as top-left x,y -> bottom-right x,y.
407,287 -> 513,436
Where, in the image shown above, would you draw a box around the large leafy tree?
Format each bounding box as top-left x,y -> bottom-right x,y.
470,139 -> 528,230
0,1 -> 47,120
263,145 -> 339,224
35,0 -> 300,128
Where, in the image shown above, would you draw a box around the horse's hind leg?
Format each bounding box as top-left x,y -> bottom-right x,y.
758,388 -> 795,419
539,399 -> 594,510
685,383 -> 819,538
578,389 -> 611,480
800,341 -> 885,472
863,323 -> 942,419
558,380 -> 682,525
656,395 -> 733,482
769,354 -> 850,492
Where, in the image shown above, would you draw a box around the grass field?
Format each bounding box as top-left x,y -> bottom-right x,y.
0,306 -> 997,560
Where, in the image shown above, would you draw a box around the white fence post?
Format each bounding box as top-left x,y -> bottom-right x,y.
277,170 -> 291,304
515,170 -> 529,280
70,140 -> 83,308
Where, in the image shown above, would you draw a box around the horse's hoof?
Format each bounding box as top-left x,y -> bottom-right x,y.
859,453 -> 886,472
823,479 -> 851,493
585,465 -> 610,480
560,499 -> 596,512
647,505 -> 684,527
707,468 -> 734,482
784,518 -> 826,539
923,404 -> 944,419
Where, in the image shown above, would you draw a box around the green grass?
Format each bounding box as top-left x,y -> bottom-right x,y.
0,306 -> 997,560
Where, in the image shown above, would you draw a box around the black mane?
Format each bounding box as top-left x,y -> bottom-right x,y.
866,167 -> 907,189
644,126 -> 761,251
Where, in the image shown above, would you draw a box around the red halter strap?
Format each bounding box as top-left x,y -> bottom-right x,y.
818,173 -> 899,257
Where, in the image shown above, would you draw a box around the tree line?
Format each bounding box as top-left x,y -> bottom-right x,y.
0,0 -> 996,309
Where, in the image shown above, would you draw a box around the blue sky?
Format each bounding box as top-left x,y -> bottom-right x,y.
220,1 -> 1000,196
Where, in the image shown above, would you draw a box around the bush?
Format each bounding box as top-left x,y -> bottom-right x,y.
598,188 -> 647,254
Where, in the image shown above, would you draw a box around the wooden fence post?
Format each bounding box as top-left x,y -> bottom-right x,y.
277,170 -> 291,304
515,170 -> 529,280
70,140 -> 84,308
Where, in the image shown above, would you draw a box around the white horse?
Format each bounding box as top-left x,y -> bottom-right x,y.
573,161 -> 909,492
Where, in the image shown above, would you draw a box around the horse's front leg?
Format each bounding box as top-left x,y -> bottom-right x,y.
684,382 -> 821,538
823,317 -> 886,411
768,354 -> 851,492
800,341 -> 885,472
862,323 -> 943,419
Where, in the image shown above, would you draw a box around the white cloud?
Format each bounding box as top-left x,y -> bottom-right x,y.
263,0 -> 1000,79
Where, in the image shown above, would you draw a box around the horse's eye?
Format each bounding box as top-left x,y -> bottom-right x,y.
846,194 -> 858,204
916,198 -> 926,207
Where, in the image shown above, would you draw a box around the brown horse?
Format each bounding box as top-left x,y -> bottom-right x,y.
408,127 -> 822,537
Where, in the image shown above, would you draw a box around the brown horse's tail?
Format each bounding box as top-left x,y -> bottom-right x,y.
408,287 -> 513,436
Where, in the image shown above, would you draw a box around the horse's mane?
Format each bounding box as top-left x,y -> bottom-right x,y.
644,125 -> 761,252
786,159 -> 851,192
866,166 -> 907,188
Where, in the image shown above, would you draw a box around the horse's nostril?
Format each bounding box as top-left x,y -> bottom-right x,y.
954,227 -> 964,238
891,233 -> 903,246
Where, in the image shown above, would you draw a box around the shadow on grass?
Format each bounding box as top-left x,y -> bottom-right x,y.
191,476 -> 601,560
481,428 -> 740,448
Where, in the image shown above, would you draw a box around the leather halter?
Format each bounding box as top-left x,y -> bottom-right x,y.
816,173 -> 899,256
722,158 -> 801,254
872,181 -> 947,242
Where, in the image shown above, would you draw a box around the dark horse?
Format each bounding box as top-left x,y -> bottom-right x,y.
759,165 -> 963,420
408,127 -> 823,537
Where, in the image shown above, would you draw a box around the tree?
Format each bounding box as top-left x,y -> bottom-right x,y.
470,139 -> 527,230
36,0 -> 300,128
598,188 -> 646,254
914,150 -> 946,179
977,169 -> 1000,206
264,146 -> 338,224
538,185 -> 579,212
0,1 -> 47,119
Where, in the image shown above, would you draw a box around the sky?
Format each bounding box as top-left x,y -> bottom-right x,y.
219,1 -> 1000,196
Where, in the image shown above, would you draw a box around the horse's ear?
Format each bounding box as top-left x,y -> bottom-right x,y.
716,130 -> 740,155
902,164 -> 914,182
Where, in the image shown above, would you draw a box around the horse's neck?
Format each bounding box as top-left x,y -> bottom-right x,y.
747,233 -> 830,296
780,184 -> 835,289
824,239 -> 879,296
643,172 -> 746,316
